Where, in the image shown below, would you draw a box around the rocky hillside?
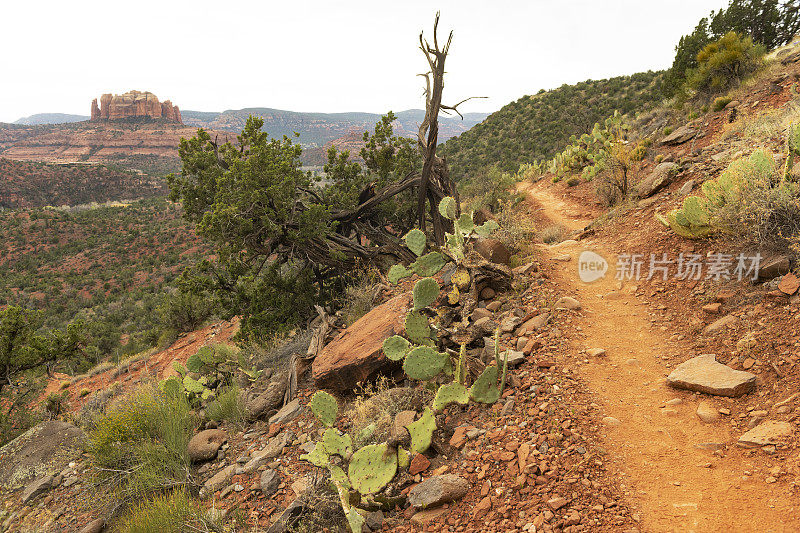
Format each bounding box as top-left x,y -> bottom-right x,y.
0,158 -> 164,209
182,108 -> 488,146
441,71 -> 663,180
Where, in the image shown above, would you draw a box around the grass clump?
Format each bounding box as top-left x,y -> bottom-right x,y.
86,384 -> 196,505
118,489 -> 221,533
539,224 -> 568,245
713,96 -> 733,112
205,385 -> 245,429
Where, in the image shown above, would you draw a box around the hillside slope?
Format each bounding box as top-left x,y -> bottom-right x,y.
182,108 -> 488,146
441,71 -> 663,180
0,158 -> 165,208
13,113 -> 89,125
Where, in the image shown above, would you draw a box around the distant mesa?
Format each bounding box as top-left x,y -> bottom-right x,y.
90,90 -> 182,124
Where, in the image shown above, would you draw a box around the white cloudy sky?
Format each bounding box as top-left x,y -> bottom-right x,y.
0,0 -> 728,123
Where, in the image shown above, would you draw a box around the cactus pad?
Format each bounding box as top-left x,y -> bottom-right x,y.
474,219 -> 500,237
382,335 -> 411,361
172,361 -> 188,376
346,509 -> 365,533
404,311 -> 431,344
196,346 -> 215,364
397,447 -> 411,469
322,428 -> 352,458
162,376 -> 182,397
183,375 -> 205,394
410,252 -> 447,277
186,353 -> 202,373
432,382 -> 470,412
404,229 -> 427,257
388,264 -> 413,285
403,346 -> 447,381
300,442 -> 330,467
309,390 -> 338,427
447,285 -> 460,305
455,213 -> 475,235
438,196 -> 457,220
407,408 -> 436,454
413,278 -> 440,310
470,365 -> 500,404
347,443 -> 398,494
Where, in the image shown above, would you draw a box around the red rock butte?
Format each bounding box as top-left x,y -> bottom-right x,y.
90,90 -> 182,123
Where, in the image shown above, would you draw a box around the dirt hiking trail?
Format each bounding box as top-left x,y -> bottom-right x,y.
520,181 -> 800,533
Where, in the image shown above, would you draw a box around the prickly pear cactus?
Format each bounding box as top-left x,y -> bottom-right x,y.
470,365 -> 500,404
397,447 -> 411,469
346,509 -> 365,533
186,353 -> 202,373
403,346 -> 447,381
410,252 -> 446,277
347,443 -> 398,494
474,219 -> 500,237
173,361 -> 188,377
455,213 -> 474,235
451,266 -> 471,290
300,442 -> 330,467
438,196 -> 457,220
404,311 -> 431,344
432,382 -> 470,412
388,264 -> 413,285
404,228 -> 427,257
413,278 -> 440,310
323,428 -> 353,458
309,391 -> 338,427
407,408 -> 436,454
382,335 -> 411,361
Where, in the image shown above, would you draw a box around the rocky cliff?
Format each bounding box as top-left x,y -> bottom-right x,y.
91,90 -> 182,123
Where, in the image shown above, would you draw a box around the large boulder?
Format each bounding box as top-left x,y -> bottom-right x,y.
312,293 -> 411,391
634,162 -> 678,198
0,420 -> 84,491
660,125 -> 697,145
667,354 -> 756,397
187,429 -> 228,463
474,238 -> 511,266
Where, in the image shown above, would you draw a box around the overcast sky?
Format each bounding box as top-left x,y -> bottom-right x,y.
0,0 -> 729,123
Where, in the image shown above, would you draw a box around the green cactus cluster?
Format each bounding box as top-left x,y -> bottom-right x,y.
403,346 -> 447,380
470,330 -> 508,403
549,111 -> 628,182
406,407 -> 436,454
658,149 -> 777,239
412,277 -> 440,310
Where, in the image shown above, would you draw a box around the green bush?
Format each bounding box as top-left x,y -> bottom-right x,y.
713,96 -> 733,111
686,32 -> 764,95
119,490 -> 221,533
86,385 -> 196,504
205,385 -> 245,429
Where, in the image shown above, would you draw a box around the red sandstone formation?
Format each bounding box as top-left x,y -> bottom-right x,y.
91,91 -> 182,123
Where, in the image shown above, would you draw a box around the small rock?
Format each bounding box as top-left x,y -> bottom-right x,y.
702,303 -> 721,314
587,348 -> 606,357
602,416 -> 621,427
554,297 -> 581,310
409,454 -> 431,476
77,518 -> 105,533
703,315 -> 738,335
260,469 -> 280,496
268,399 -> 302,426
547,496 -> 568,511
21,475 -> 53,504
778,272 -> 799,295
738,421 -> 794,447
696,402 -> 719,423
678,180 -> 695,196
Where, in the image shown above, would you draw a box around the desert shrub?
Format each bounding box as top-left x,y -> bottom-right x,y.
88,361 -> 115,377
79,388 -> 90,398
118,490 -> 221,533
86,385 -> 196,504
460,166 -> 522,213
539,225 -> 568,244
663,126 -> 674,136
205,385 -> 245,429
686,32 -> 765,96
711,150 -> 800,254
688,110 -> 700,120
347,379 -> 431,449
45,391 -> 69,417
494,206 -> 538,255
157,289 -> 214,335
566,176 -> 581,187
337,268 -> 384,326
713,96 -> 733,111
595,142 -> 637,206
